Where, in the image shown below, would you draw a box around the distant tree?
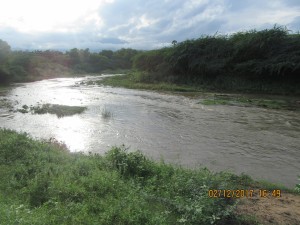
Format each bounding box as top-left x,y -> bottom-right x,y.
172,40 -> 177,47
0,65 -> 10,83
67,48 -> 80,65
100,50 -> 113,59
0,39 -> 11,63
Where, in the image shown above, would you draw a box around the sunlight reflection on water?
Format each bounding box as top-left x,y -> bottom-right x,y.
54,116 -> 89,152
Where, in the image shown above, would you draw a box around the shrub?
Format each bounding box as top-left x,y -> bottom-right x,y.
105,146 -> 154,178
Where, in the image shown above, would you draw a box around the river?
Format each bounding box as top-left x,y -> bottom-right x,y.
0,75 -> 299,188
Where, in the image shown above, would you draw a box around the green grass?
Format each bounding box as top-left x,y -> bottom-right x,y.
0,129 -> 280,225
96,73 -> 200,92
17,104 -> 87,118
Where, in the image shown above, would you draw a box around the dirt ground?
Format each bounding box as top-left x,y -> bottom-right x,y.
236,191 -> 300,225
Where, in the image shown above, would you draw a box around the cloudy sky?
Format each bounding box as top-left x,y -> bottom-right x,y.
0,0 -> 299,51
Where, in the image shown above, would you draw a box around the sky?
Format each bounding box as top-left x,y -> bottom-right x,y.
0,0 -> 299,51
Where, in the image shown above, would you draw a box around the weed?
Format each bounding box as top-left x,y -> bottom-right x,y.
95,73 -> 200,92
101,107 -> 113,119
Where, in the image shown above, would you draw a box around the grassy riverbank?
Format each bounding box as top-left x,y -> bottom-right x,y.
98,71 -> 300,96
95,73 -> 300,110
2,129 -> 299,224
131,27 -> 300,96
96,73 -> 200,92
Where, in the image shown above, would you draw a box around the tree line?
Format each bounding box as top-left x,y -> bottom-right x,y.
132,26 -> 300,92
0,40 -> 139,83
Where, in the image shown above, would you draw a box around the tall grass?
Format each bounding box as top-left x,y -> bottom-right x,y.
97,73 -> 200,92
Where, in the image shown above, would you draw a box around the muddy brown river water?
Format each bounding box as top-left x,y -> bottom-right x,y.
0,75 -> 299,188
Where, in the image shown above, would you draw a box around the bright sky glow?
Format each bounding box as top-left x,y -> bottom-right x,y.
0,0 -> 108,32
0,0 -> 299,50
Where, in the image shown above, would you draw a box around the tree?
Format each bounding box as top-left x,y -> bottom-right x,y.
172,40 -> 177,47
100,50 -> 113,59
67,48 -> 80,65
0,39 -> 11,64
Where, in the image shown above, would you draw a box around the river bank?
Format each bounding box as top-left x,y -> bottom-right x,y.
1,129 -> 299,225
93,73 -> 300,111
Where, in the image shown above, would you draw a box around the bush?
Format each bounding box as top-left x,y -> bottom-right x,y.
131,26 -> 300,93
105,146 -> 155,178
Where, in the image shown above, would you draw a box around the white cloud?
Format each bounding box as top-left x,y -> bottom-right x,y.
0,0 -> 111,33
0,0 -> 299,50
136,15 -> 158,30
219,0 -> 300,32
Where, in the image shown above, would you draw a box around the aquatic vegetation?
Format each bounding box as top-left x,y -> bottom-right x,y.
33,104 -> 87,117
17,104 -> 87,117
101,107 -> 113,119
0,98 -> 14,109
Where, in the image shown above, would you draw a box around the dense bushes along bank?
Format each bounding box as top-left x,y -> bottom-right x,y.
2,129 -> 294,225
132,26 -> 300,95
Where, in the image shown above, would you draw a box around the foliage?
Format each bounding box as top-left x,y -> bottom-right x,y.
1,26 -> 299,94
132,26 -> 300,94
0,39 -> 11,62
0,39 -> 140,84
97,73 -> 200,92
0,129 -> 263,224
67,48 -> 139,73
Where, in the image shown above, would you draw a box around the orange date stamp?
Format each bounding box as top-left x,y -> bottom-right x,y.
208,189 -> 282,198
